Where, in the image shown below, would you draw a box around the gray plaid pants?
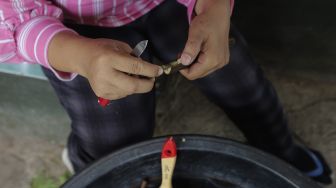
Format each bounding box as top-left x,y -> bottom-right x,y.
43,0 -> 294,172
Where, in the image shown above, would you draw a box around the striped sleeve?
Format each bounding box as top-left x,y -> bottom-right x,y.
0,0 -> 78,81
177,0 -> 235,22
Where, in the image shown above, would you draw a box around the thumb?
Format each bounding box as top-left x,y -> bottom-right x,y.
180,22 -> 204,66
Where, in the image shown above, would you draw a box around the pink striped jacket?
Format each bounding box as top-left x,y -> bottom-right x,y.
0,0 -> 234,80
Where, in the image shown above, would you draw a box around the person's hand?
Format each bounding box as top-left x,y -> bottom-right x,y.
179,0 -> 231,80
48,32 -> 163,100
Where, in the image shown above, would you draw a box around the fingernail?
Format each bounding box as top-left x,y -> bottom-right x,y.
180,54 -> 192,66
158,67 -> 163,76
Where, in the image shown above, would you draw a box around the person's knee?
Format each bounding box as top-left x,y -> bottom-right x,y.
194,56 -> 273,110
73,118 -> 154,158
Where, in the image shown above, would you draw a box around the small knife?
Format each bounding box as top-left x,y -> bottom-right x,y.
98,40 -> 148,107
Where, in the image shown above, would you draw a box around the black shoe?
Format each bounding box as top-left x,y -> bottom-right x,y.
304,149 -> 333,185
291,133 -> 333,185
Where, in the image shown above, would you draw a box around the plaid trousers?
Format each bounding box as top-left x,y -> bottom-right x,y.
42,0 -> 294,172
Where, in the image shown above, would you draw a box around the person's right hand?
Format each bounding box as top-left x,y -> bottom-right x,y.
48,31 -> 163,100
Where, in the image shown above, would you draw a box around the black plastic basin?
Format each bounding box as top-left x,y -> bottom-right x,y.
62,135 -> 320,188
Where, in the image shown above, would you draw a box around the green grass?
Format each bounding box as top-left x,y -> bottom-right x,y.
31,172 -> 71,188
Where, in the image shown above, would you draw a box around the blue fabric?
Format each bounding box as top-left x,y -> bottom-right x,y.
305,150 -> 324,177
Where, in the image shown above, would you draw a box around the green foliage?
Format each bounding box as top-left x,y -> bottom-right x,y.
31,172 -> 71,188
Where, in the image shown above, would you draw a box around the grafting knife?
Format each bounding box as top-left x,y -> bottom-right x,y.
98,40 -> 148,107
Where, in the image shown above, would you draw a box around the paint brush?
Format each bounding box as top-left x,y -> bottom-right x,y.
159,137 -> 177,188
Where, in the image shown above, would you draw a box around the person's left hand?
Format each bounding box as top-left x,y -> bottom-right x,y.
179,0 -> 231,80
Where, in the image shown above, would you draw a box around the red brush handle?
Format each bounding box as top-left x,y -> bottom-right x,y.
161,137 -> 177,158
98,97 -> 110,107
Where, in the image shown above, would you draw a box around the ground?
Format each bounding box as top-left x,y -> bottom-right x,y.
1,0 -> 336,187
1,65 -> 336,187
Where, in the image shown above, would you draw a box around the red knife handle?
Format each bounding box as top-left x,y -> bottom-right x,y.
98,97 -> 110,107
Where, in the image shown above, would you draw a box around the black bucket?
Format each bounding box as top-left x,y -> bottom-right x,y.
62,135 -> 320,188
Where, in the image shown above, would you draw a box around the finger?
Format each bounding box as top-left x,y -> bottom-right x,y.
115,41 -> 133,53
113,55 -> 163,78
113,71 -> 156,94
180,52 -> 214,80
179,62 -> 205,80
198,66 -> 220,79
201,50 -> 230,78
198,51 -> 230,78
93,83 -> 126,100
180,19 -> 205,66
100,93 -> 127,101
95,39 -> 133,54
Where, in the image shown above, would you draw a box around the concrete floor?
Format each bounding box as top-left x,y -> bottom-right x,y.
2,65 -> 336,188
1,0 -> 336,187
